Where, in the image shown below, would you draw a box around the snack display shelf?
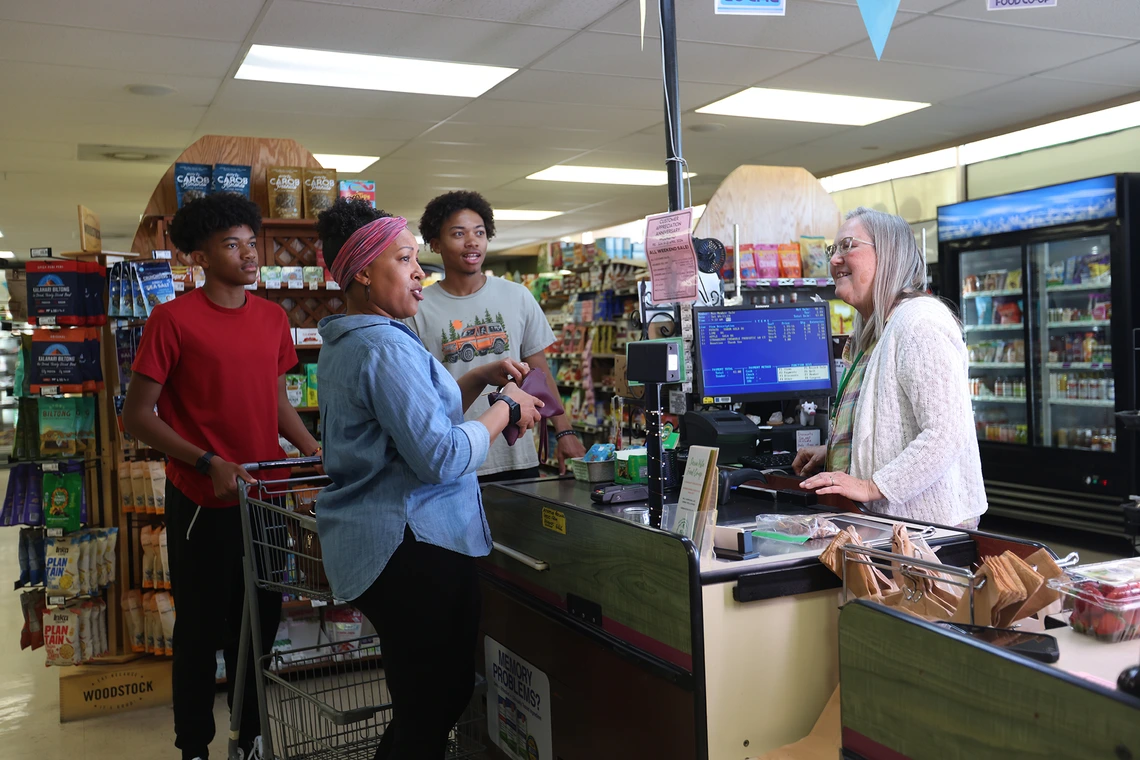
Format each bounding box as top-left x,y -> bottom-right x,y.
724,277 -> 836,292
969,362 -> 1023,369
0,457 -> 101,471
572,422 -> 604,434
970,396 -> 1025,403
1049,399 -> 1116,408
293,406 -> 319,413
1047,362 -> 1112,370
961,288 -> 1022,299
964,323 -> 1023,333
293,344 -> 322,350
1047,319 -> 1111,329
1046,279 -> 1112,292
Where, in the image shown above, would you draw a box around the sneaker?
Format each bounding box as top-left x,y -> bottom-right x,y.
237,736 -> 264,760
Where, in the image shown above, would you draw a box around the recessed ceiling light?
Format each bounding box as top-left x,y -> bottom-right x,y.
0,251 -> 14,259
235,44 -> 517,98
105,151 -> 153,161
313,154 -> 379,173
126,83 -> 177,97
495,209 -> 563,221
527,166 -> 696,186
697,87 -> 929,126
820,149 -> 957,193
0,229 -> 4,238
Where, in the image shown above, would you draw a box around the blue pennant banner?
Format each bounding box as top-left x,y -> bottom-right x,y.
856,0 -> 901,60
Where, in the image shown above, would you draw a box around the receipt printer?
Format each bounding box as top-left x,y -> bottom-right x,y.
683,410 -> 760,465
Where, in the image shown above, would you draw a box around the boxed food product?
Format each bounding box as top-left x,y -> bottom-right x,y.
778,243 -> 802,278
211,164 -> 252,199
302,266 -> 324,287
267,167 -> 303,219
799,236 -> 829,279
339,180 -> 376,208
174,163 -> 212,208
285,375 -> 305,408
295,328 -> 321,346
1051,557 -> 1140,643
305,364 -> 318,407
261,266 -> 283,287
281,267 -> 304,285
303,167 -> 338,219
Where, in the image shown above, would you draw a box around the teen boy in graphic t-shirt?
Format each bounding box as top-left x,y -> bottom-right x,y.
406,190 -> 586,480
124,192 -> 320,760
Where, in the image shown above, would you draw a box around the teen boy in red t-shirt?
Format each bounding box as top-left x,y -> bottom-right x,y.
124,192 -> 319,760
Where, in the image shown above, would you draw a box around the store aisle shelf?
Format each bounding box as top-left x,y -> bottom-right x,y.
1047,362 -> 1112,370
971,396 -> 1025,403
970,362 -> 1023,369
1049,399 -> 1115,408
962,288 -> 1022,299
1047,320 -> 1111,329
1046,280 -> 1111,293
964,323 -> 1023,333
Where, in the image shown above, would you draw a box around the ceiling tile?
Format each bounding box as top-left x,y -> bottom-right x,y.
418,122 -> 621,151
192,109 -> 414,152
591,0 -> 922,55
211,80 -> 467,122
836,16 -> 1132,74
0,20 -> 240,77
934,0 -> 1140,39
0,61 -> 222,107
0,0 -> 263,42
385,140 -> 585,168
448,99 -> 663,133
255,1 -> 575,67
1036,43 -> 1140,87
485,70 -> 738,111
939,76 -> 1137,119
530,31 -> 818,85
810,0 -> 961,13
760,55 -> 1016,102
301,0 -> 627,30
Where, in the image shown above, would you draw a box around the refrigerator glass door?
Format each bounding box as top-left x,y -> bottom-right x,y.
961,246 -> 1028,444
1030,235 -> 1116,452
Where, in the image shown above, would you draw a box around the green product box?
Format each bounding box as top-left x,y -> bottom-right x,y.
614,453 -> 648,485
305,364 -> 318,407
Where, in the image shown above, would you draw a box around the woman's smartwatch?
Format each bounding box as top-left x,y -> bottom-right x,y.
488,392 -> 521,427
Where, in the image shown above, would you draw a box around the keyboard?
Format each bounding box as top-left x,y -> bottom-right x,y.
739,453 -> 795,470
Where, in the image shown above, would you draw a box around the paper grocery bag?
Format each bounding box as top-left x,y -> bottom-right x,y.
951,565 -> 999,627
996,551 -> 1045,627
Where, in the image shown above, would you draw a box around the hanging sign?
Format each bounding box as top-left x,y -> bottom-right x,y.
77,205 -> 102,254
486,637 -> 552,760
856,0 -> 901,60
645,208 -> 699,304
715,0 -> 785,15
988,0 -> 1056,8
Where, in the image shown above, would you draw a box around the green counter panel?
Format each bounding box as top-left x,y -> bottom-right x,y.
839,601 -> 1140,759
482,484 -> 694,661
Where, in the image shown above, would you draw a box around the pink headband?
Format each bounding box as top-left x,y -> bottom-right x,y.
329,215 -> 409,288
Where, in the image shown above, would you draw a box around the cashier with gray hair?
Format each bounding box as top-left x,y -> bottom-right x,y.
793,207 -> 987,529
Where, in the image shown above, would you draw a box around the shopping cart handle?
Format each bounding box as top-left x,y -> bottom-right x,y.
241,456 -> 323,472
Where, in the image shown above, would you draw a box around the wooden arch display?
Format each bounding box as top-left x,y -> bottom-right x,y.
130,134 -> 322,255
693,165 -> 842,245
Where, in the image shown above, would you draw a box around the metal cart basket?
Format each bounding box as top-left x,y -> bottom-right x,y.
229,459 -> 485,760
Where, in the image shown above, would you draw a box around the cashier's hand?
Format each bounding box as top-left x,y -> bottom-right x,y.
482,359 -> 530,389
792,445 -> 827,476
500,382 -> 544,432
800,470 -> 883,504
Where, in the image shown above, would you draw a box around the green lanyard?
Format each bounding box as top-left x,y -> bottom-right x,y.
831,349 -> 867,420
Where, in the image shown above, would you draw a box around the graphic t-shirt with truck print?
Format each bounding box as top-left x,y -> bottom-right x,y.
406,276 -> 556,476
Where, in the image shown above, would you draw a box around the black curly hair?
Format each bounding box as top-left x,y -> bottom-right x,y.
168,192 -> 261,253
315,197 -> 392,271
418,190 -> 496,244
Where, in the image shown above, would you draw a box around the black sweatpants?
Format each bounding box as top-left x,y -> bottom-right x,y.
352,527 -> 481,759
166,482 -> 283,760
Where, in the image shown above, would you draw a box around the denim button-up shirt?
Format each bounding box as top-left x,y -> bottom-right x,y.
315,314 -> 492,601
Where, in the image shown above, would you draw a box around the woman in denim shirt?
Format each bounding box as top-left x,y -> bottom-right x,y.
314,198 -> 543,758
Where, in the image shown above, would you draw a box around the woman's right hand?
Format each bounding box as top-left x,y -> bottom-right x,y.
500,381 -> 544,431
792,445 -> 827,476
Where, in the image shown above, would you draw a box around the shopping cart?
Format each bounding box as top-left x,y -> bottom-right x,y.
228,458 -> 486,760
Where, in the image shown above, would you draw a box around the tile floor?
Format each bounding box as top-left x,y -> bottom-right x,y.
0,472 -> 1130,760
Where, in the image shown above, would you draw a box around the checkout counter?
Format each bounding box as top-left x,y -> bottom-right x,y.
474,475 -> 1046,760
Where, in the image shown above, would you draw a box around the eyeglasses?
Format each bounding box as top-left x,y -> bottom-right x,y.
826,236 -> 875,258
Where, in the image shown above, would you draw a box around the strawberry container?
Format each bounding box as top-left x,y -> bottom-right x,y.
1050,557 -> 1140,643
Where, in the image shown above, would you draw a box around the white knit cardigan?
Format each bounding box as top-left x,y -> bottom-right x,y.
850,296 -> 988,526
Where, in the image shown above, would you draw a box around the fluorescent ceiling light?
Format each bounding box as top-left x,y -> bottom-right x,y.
313,154 -> 378,173
820,149 -> 958,193
528,166 -> 695,186
0,251 -> 12,259
0,230 -> 4,238
697,87 -> 929,126
235,44 -> 517,98
495,209 -> 563,221
959,100 -> 1140,165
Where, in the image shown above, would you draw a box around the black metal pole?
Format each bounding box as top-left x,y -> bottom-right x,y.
661,0 -> 684,212
647,382 -> 664,528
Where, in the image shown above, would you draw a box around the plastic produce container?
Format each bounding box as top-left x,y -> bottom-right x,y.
1050,557 -> 1140,643
570,457 -> 615,483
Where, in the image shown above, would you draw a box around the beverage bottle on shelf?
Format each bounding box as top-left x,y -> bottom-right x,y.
1017,378 -> 1026,398
1109,379 -> 1116,401
994,377 -> 1004,397
1067,373 -> 1078,399
1057,373 -> 1066,396
1056,428 -> 1068,448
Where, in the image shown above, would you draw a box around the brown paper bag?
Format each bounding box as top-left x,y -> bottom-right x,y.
996,551 -> 1045,627
1021,548 -> 1064,619
821,527 -> 895,598
951,565 -> 1000,626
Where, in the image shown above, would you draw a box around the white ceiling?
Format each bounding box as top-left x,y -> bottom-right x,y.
1,0 -> 1139,258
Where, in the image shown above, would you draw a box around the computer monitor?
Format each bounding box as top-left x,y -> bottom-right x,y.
693,303 -> 836,403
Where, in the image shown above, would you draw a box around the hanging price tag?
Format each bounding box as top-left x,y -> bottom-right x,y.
39,316 -> 57,326
172,282 -> 185,292
309,282 -> 320,291
40,386 -> 60,397
152,250 -> 173,260
46,528 -> 64,538
266,280 -> 282,290
325,282 -> 340,290
43,462 -> 60,472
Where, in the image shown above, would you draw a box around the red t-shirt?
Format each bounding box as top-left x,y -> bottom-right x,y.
132,288 -> 297,508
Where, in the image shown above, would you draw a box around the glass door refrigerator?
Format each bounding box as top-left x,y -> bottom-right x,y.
938,175 -> 1138,536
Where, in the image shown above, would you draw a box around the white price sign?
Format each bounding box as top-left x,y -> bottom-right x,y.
287,281 -> 304,290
